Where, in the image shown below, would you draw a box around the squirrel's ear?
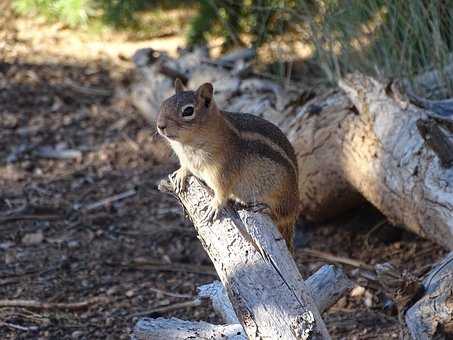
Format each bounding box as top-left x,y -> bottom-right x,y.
175,78 -> 184,94
196,83 -> 213,108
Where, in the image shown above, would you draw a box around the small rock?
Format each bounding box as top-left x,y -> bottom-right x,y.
125,289 -> 135,298
364,290 -> 374,308
0,241 -> 15,250
4,250 -> 16,265
22,230 -> 44,245
71,330 -> 83,339
107,287 -> 118,296
105,317 -> 113,326
162,254 -> 171,264
34,167 -> 43,176
350,285 -> 365,297
67,240 -> 80,249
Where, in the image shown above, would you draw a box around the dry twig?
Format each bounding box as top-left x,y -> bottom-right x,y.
124,258 -> 216,276
0,297 -> 108,310
64,79 -> 112,97
129,299 -> 203,318
301,248 -> 374,271
147,287 -> 193,299
82,190 -> 136,211
0,321 -> 38,332
0,214 -> 60,224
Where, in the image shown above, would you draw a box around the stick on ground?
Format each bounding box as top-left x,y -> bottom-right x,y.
0,297 -> 108,310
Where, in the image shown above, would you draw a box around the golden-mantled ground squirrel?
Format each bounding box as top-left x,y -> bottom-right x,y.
157,79 -> 299,251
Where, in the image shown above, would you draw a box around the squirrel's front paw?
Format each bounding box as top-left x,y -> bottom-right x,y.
171,168 -> 189,193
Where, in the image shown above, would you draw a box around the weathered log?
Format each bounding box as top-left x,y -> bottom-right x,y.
198,264 -> 352,324
405,252 -> 453,339
197,281 -> 239,324
406,91 -> 453,117
133,265 -> 352,340
416,118 -> 453,168
154,176 -> 331,339
215,47 -> 256,67
305,264 -> 353,313
286,75 -> 453,246
407,59 -> 453,99
133,318 -> 245,340
285,90 -> 366,221
130,47 -> 209,123
337,73 -> 453,249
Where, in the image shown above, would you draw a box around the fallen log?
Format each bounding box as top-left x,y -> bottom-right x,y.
287,76 -> 453,249
406,91 -> 453,117
133,265 -> 352,340
407,58 -> 453,99
285,90 -> 366,221
133,318 -> 245,340
337,73 -> 453,249
405,252 -> 453,339
284,75 -> 453,248
196,264 -> 352,325
150,176 -> 331,339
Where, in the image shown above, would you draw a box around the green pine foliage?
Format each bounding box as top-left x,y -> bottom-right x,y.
12,0 -> 193,31
99,0 -> 149,29
187,0 -> 217,47
13,0 -> 93,27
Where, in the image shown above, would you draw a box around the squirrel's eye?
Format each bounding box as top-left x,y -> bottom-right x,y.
182,105 -> 194,117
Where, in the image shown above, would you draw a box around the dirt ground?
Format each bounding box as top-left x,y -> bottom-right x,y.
0,18 -> 448,340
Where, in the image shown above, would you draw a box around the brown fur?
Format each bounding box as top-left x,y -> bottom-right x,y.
157,80 -> 300,251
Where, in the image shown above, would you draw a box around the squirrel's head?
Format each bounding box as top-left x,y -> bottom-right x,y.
157,79 -> 215,143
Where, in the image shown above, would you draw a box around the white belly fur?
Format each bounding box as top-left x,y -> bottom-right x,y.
169,140 -> 218,191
